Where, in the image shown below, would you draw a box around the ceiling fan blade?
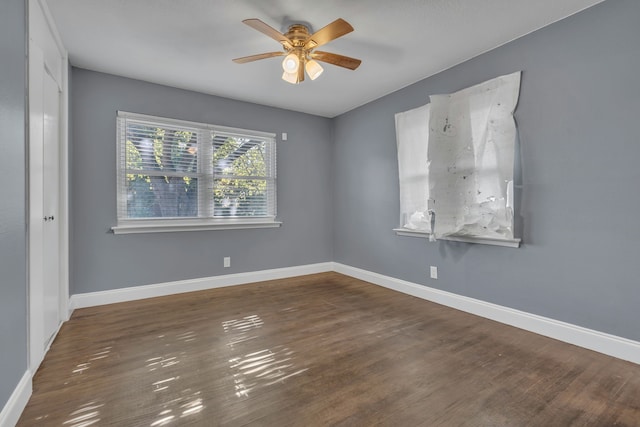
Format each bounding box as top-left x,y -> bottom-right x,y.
233,51 -> 285,64
311,51 -> 361,70
242,19 -> 293,49
305,18 -> 353,49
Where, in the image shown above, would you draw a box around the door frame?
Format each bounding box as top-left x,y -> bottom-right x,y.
27,0 -> 69,371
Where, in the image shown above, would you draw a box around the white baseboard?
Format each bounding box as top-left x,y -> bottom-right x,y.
0,370 -> 32,427
70,262 -> 333,309
333,263 -> 640,365
67,261 -> 640,365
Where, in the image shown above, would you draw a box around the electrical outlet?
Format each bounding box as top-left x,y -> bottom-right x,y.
430,266 -> 438,279
224,257 -> 231,268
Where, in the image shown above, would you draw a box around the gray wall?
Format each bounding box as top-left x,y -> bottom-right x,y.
71,69 -> 334,294
0,0 -> 28,410
333,0 -> 640,342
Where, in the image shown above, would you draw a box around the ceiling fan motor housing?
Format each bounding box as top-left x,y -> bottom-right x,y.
285,24 -> 312,46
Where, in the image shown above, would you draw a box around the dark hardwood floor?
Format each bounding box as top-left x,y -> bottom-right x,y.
17,273 -> 640,426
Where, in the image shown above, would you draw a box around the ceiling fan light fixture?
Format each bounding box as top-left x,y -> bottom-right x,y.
305,59 -> 324,80
282,52 -> 300,73
234,18 -> 361,84
282,71 -> 299,84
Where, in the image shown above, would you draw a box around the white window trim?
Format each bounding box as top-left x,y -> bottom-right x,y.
112,111 -> 279,234
393,228 -> 521,248
113,219 -> 282,234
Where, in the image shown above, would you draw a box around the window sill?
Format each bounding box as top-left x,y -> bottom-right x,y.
393,228 -> 521,248
112,219 -> 282,235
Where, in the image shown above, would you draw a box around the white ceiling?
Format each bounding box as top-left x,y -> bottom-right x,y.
47,0 -> 604,118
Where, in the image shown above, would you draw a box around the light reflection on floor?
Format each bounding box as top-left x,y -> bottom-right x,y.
223,314 -> 309,398
145,330 -> 208,426
179,396 -> 204,417
146,355 -> 180,371
69,346 -> 112,376
149,412 -> 174,427
152,376 -> 179,392
61,401 -> 104,427
59,348 -> 110,424
33,314 -> 308,426
222,314 -> 265,347
148,389 -> 204,426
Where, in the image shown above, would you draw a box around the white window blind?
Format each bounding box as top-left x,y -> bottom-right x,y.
114,112 -> 278,233
211,132 -> 276,218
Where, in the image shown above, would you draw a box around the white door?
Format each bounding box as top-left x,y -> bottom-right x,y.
28,0 -> 68,369
29,40 -> 61,364
42,70 -> 61,343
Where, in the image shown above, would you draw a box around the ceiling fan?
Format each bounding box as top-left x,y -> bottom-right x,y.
233,18 -> 362,84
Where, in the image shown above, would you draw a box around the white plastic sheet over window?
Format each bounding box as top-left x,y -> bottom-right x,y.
395,71 -> 521,243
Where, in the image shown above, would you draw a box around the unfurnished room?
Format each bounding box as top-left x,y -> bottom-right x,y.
1,0 -> 640,426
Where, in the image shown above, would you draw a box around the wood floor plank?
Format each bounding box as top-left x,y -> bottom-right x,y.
17,272 -> 640,426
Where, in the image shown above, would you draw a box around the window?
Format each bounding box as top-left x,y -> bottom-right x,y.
395,103 -> 432,233
394,72 -> 521,247
113,112 -> 279,234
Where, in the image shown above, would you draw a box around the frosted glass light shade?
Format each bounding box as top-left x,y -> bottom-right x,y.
305,59 -> 324,80
282,53 -> 300,73
282,71 -> 299,84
